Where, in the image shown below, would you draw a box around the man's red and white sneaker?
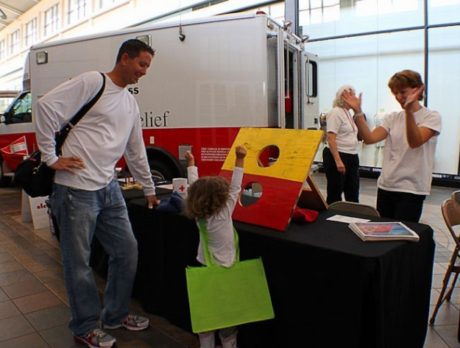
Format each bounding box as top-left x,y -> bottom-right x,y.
74,328 -> 116,347
104,314 -> 150,331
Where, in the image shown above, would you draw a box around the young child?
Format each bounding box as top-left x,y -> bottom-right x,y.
185,145 -> 247,348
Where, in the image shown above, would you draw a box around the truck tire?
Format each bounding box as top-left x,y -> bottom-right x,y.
149,161 -> 176,182
0,157 -> 12,187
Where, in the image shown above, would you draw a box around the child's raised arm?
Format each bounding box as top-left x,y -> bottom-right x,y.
185,150 -> 195,167
235,145 -> 247,168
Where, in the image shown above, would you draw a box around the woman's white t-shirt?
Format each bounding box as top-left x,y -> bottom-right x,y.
377,107 -> 441,195
326,107 -> 359,154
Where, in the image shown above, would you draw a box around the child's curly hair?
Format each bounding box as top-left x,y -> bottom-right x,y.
185,176 -> 230,219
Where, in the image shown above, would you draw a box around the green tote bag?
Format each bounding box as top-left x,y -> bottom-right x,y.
186,220 -> 275,333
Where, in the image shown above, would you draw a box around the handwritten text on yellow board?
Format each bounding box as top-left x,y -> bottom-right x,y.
222,128 -> 323,183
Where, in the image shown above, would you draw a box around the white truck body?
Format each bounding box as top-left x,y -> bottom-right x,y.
1,13 -> 319,179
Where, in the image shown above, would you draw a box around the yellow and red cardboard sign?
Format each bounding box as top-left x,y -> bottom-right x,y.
219,128 -> 323,231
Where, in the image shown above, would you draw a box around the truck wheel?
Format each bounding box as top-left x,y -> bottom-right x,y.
0,158 -> 12,187
149,161 -> 175,182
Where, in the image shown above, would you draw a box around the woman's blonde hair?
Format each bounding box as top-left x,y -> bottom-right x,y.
333,85 -> 355,108
185,176 -> 230,219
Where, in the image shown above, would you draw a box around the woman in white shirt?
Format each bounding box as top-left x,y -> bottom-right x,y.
344,70 -> 441,222
323,85 -> 361,204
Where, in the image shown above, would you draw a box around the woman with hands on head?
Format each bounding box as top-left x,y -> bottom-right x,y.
343,69 -> 441,222
323,85 -> 361,204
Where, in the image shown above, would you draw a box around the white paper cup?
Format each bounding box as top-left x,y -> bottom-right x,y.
172,178 -> 188,198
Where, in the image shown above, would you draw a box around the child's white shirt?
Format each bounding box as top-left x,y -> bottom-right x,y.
187,166 -> 244,267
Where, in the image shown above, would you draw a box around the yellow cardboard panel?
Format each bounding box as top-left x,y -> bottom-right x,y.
222,128 -> 323,183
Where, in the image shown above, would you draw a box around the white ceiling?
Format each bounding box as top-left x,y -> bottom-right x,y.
0,0 -> 42,30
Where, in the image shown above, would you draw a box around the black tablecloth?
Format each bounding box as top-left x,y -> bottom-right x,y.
93,191 -> 434,348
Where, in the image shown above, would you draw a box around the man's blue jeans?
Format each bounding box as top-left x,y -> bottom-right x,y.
49,180 -> 138,336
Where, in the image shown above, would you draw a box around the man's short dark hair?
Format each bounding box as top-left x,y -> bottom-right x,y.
116,39 -> 155,63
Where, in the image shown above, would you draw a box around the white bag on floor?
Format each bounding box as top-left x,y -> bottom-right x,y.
28,194 -> 50,229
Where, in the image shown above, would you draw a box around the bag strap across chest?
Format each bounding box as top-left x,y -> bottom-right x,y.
197,219 -> 239,266
55,72 -> 106,154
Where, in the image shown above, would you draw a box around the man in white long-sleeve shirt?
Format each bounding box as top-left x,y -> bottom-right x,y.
36,39 -> 160,348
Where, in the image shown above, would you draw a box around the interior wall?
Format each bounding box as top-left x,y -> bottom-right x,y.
300,0 -> 460,176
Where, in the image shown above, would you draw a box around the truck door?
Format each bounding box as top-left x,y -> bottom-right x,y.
284,45 -> 299,129
276,38 -> 302,130
300,53 -> 318,129
276,38 -> 316,131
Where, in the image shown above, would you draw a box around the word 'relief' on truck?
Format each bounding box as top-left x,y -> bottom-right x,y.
0,12 -> 318,183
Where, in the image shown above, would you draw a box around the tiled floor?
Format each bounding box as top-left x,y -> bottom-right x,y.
0,184 -> 199,348
0,173 -> 459,347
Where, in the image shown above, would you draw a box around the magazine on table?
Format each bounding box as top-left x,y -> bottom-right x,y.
348,221 -> 420,242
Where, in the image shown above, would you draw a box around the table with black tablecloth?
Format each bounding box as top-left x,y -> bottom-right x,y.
93,190 -> 434,348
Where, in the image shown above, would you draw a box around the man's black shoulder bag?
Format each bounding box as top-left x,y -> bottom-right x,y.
14,73 -> 106,197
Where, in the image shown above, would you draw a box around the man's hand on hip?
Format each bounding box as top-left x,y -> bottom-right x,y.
50,156 -> 85,173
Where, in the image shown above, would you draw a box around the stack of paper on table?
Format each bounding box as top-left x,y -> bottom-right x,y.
349,221 -> 420,242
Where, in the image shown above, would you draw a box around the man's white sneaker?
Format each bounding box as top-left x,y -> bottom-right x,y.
104,314 -> 150,331
74,328 -> 116,347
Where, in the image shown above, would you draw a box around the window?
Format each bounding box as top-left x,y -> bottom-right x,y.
0,93 -> 17,115
0,40 -> 5,60
25,18 -> 38,47
428,26 -> 460,174
4,92 -> 32,124
355,0 -> 418,16
68,0 -> 88,24
299,0 -> 340,26
429,0 -> 460,24
9,30 -> 20,54
302,0 -> 423,40
44,4 -> 60,37
99,0 -> 122,9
